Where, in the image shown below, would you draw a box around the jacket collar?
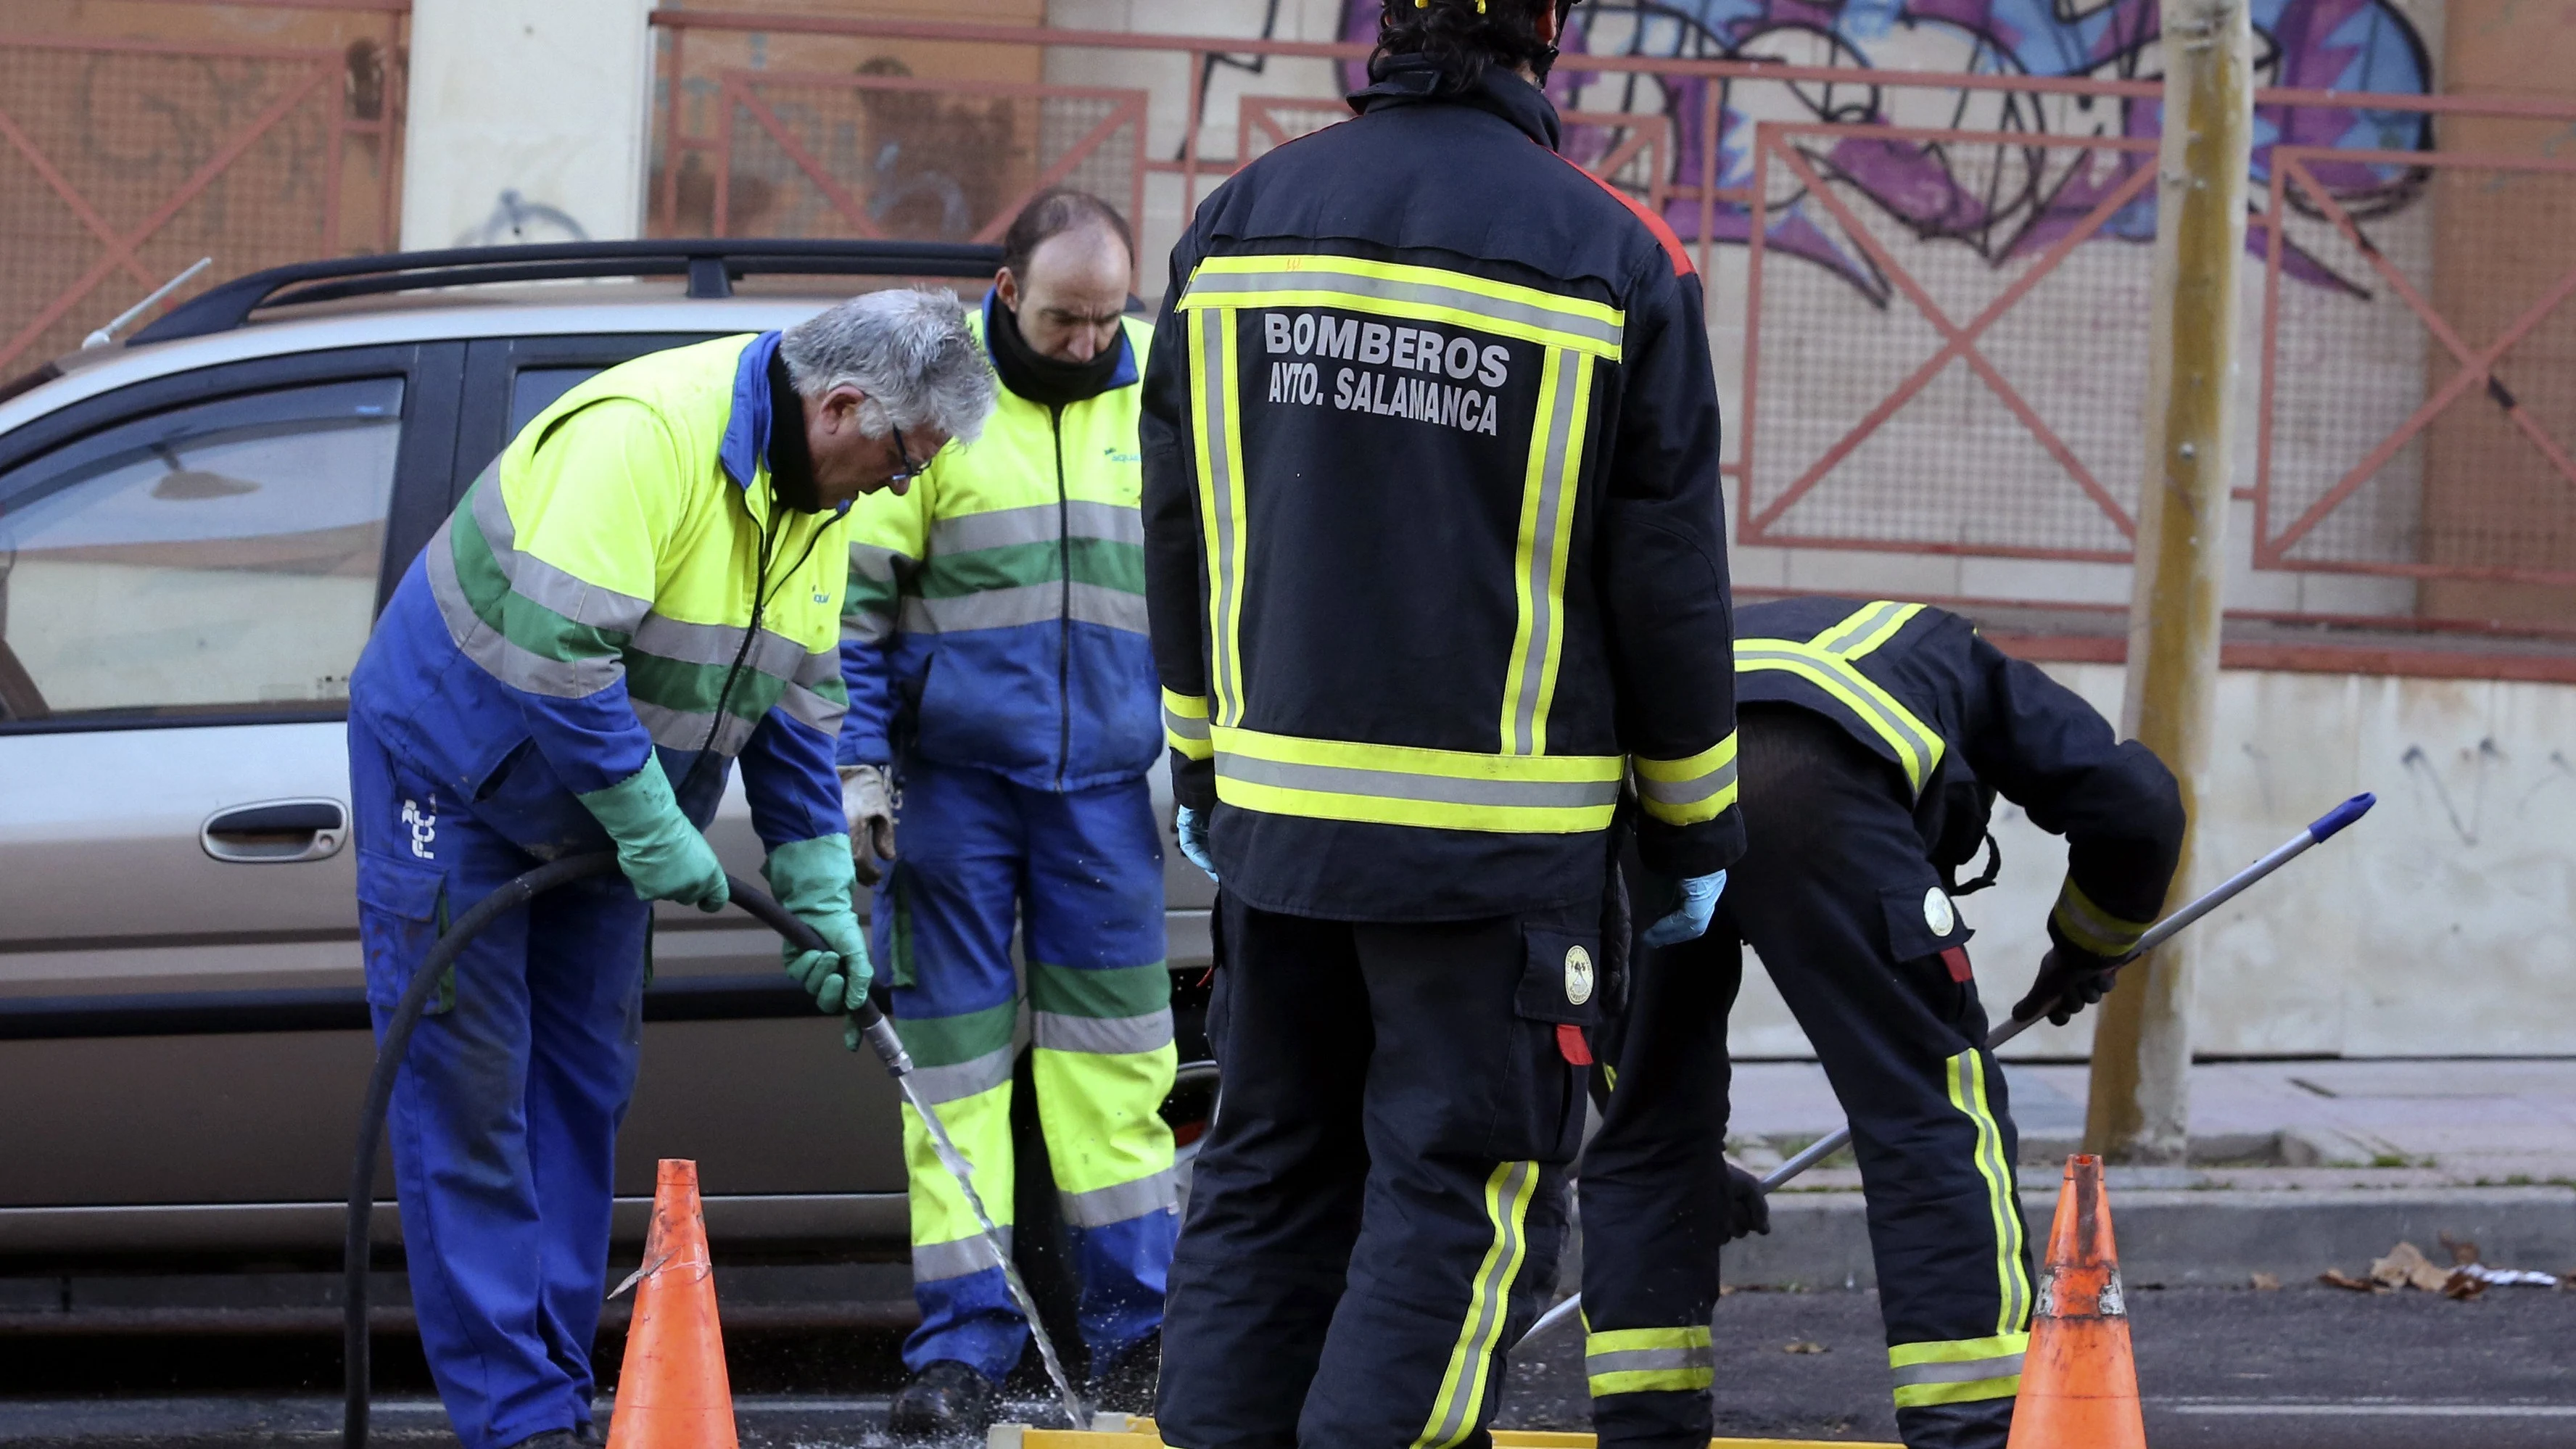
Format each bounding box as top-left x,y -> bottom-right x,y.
981,289 -> 1140,402
717,330 -> 783,493
1347,52 -> 1561,152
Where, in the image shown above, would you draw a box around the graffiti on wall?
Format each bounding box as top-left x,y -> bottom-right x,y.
1337,0 -> 2433,299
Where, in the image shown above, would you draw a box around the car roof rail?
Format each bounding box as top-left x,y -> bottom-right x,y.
131,239 -> 1007,345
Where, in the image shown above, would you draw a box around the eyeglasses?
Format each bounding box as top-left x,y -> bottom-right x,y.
888,425 -> 930,484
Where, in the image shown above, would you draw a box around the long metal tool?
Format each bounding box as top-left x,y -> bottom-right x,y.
848,1013 -> 1089,1429
1516,791 -> 2377,1351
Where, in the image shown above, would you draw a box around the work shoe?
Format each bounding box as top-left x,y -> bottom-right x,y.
1089,1329 -> 1162,1414
503,1434 -> 582,1449
886,1359 -> 1003,1440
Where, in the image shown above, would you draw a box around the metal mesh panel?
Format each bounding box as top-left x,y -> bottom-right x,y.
0,46 -> 346,371
701,77 -> 1139,243
2265,157 -> 2576,583
1747,132 -> 2151,557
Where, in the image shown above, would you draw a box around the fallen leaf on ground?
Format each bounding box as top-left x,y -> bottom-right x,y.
2371,1242 -> 2455,1292
2440,1232 -> 2480,1266
2442,1268 -> 2488,1301
2319,1268 -> 2381,1292
2250,1272 -> 2281,1291
1784,1339 -> 1829,1354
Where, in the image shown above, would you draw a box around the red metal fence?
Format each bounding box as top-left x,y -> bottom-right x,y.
0,1 -> 406,373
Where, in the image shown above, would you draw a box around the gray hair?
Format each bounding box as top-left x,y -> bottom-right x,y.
780,287 -> 994,443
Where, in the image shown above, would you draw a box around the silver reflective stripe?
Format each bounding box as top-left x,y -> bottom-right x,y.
912,1229 -> 1010,1283
897,582 -> 1147,636
424,519 -> 624,700
1216,754 -> 1621,812
1068,582 -> 1149,634
904,1046 -> 1015,1107
629,611 -> 810,676
1059,1169 -> 1177,1229
1509,349 -> 1582,756
1585,1346 -> 1715,1376
777,678 -> 846,736
849,540 -> 903,585
1889,1351 -> 2026,1387
1816,598 -> 1915,656
1424,1160 -> 1535,1446
1163,706 -> 1211,746
629,698 -> 759,758
469,466 -> 653,632
1195,307 -> 1243,724
929,500 -> 1143,553
1734,644 -> 1944,793
1033,1009 -> 1175,1056
1187,265 -> 1624,352
1636,754 -> 1738,812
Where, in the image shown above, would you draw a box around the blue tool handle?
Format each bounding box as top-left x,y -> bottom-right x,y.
2308,792 -> 2376,843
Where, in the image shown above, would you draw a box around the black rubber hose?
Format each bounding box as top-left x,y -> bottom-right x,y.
344,855 -> 893,1449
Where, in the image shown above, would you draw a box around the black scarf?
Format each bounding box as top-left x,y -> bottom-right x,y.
764,349 -> 825,513
988,294 -> 1126,408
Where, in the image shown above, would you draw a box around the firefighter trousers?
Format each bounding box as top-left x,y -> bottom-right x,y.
1582,708 -> 2030,1449
1157,891 -> 1600,1449
873,759 -> 1178,1382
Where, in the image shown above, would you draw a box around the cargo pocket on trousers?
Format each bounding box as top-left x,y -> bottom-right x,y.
357,851 -> 455,1017
1506,925 -> 1603,1164
1881,878 -> 1976,1025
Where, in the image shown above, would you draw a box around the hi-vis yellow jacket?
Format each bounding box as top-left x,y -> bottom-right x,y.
838,303 -> 1160,791
1140,60 -> 1748,920
351,333 -> 850,853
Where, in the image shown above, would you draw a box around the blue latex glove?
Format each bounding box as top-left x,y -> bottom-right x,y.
1640,869 -> 1728,948
1176,804 -> 1218,883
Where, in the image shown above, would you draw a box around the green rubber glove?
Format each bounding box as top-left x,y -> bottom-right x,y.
577,757 -> 729,912
763,833 -> 872,1017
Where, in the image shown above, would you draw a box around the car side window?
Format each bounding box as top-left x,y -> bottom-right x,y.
0,376 -> 402,724
509,366 -> 603,438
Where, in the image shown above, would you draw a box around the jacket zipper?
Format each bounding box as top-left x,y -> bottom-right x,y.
1052,403 -> 1072,792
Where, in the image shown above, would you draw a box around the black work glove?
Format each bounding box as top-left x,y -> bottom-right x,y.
1722,1161 -> 1772,1243
2012,946 -> 2120,1026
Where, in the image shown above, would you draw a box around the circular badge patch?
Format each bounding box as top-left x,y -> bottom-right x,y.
1564,944 -> 1595,1006
1923,887 -> 1957,938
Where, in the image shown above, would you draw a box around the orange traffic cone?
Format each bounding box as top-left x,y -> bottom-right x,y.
606,1160 -> 738,1449
2005,1154 -> 2146,1448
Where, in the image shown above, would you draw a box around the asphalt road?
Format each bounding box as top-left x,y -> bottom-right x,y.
1,1285 -> 2570,1445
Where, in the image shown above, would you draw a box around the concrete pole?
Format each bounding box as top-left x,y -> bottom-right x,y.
2084,0 -> 2255,1165
400,0 -> 657,251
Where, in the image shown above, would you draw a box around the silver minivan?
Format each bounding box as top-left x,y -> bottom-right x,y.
0,242 -> 1215,1267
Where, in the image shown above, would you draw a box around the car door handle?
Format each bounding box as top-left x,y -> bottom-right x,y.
202,798 -> 350,864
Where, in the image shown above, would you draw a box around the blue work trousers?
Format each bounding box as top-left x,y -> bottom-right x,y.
874,759 -> 1177,1383
350,715 -> 651,1449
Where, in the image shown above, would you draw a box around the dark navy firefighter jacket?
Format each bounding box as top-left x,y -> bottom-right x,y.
1141,56 -> 1747,921
1733,597 -> 2187,962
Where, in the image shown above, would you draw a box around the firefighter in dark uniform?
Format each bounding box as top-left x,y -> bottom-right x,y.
1578,597 -> 2186,1449
1137,1 -> 1746,1442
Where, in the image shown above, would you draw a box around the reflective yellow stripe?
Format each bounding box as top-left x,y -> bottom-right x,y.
1416,1160 -> 1540,1448
1891,1327 -> 2029,1408
1188,307 -> 1250,727
1210,725 -> 1623,834
1944,1050 -> 2032,1339
1812,598 -> 1927,659
1500,348 -> 1592,756
1734,643 -> 1944,795
1163,688 -> 1213,761
1181,254 -> 1625,360
1632,731 -> 1741,827
2052,878 -> 2152,957
1892,1373 -> 2024,1408
1586,1324 -> 1714,1398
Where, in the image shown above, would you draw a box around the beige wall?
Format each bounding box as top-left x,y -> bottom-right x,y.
1725,661 -> 2576,1060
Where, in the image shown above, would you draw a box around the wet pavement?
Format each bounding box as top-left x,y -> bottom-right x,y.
4,1284 -> 2571,1446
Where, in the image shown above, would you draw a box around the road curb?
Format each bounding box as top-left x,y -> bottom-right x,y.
1723,1186 -> 2576,1288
